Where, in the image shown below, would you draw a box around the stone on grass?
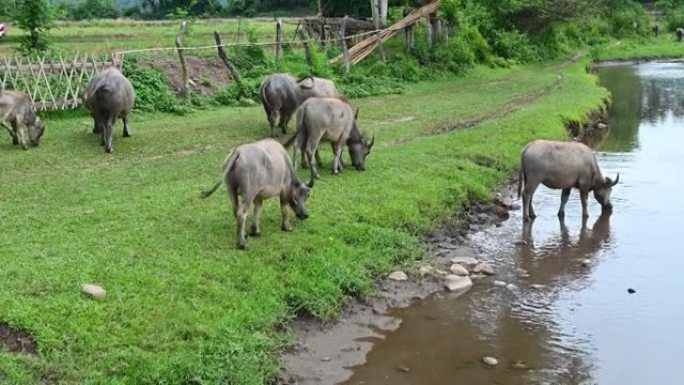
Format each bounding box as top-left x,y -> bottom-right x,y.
449,264 -> 470,276
473,262 -> 495,275
82,284 -> 106,299
450,256 -> 479,270
444,275 -> 473,292
388,271 -> 408,282
483,356 -> 498,366
419,265 -> 433,276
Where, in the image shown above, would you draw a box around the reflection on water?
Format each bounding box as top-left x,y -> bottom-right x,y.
344,61 -> 684,385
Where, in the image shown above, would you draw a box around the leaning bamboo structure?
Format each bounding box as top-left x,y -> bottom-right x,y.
331,0 -> 441,66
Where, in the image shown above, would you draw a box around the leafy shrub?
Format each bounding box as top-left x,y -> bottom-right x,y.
490,30 -> 537,63
123,60 -> 188,114
609,4 -> 650,38
665,7 -> 684,31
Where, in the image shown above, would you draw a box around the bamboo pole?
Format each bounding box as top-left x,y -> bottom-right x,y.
275,18 -> 283,70
297,29 -> 314,69
341,16 -> 350,74
175,20 -> 190,100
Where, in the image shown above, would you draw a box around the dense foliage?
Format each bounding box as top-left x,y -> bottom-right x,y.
15,0 -> 53,53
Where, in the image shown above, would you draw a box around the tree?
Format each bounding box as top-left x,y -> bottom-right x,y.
16,0 -> 53,53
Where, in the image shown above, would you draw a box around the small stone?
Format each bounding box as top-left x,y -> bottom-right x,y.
628,288 -> 636,294
444,275 -> 473,292
238,97 -> 257,107
531,284 -> 546,290
515,240 -> 529,246
82,284 -> 106,299
483,356 -> 498,366
388,271 -> 408,281
419,265 -> 433,276
435,269 -> 449,276
473,262 -> 495,275
493,280 -> 507,287
506,283 -> 518,291
449,264 -> 470,276
321,357 -> 331,362
515,268 -> 528,275
519,273 -> 531,279
581,259 -> 592,267
396,365 -> 410,373
508,203 -> 522,211
450,256 -> 480,270
597,122 -> 608,130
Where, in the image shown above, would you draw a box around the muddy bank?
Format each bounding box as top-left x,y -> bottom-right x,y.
0,322 -> 37,355
275,104 -> 610,385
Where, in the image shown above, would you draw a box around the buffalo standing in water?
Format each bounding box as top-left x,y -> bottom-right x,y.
518,140 -> 619,222
259,74 -> 339,138
285,97 -> 374,187
84,67 -> 135,153
201,139 -> 311,250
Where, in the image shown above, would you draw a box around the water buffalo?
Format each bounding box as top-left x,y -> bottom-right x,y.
518,140 -> 619,222
0,90 -> 45,150
201,139 -> 311,250
677,27 -> 684,42
84,67 -> 135,153
259,74 -> 340,138
285,97 -> 374,187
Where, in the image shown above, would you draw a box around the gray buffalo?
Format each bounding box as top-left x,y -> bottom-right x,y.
259,74 -> 340,138
0,90 -> 45,150
285,97 -> 374,187
518,140 -> 619,222
677,27 -> 684,42
201,139 -> 311,250
84,67 -> 135,153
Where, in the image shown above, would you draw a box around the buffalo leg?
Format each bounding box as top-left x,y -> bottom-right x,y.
266,108 -> 278,138
280,196 -> 292,232
91,112 -> 100,134
522,181 -> 539,222
315,148 -> 323,168
249,198 -> 263,237
278,110 -> 291,135
13,122 -> 28,150
122,114 -> 131,138
306,149 -> 319,185
580,189 -> 590,219
104,117 -> 115,153
332,142 -> 344,174
558,188 -> 571,218
236,197 -> 252,250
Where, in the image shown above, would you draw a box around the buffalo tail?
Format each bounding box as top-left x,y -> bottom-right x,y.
517,147 -> 526,200
201,149 -> 240,199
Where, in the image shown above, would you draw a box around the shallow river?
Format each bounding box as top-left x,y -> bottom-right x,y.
342,61 -> 684,385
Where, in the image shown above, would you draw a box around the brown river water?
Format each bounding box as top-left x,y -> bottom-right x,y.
341,61 -> 684,385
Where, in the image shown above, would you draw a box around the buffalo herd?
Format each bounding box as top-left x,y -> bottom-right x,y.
1,67 -> 620,249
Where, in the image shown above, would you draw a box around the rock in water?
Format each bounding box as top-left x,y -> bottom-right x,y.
483,356 -> 498,366
82,284 -> 106,299
449,264 -> 470,276
506,283 -> 518,291
450,256 -> 480,270
444,275 -> 473,292
581,259 -> 592,267
628,288 -> 636,294
388,271 -> 408,281
493,280 -> 507,287
473,262 -> 495,275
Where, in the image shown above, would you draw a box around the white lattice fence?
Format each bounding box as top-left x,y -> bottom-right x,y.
0,54 -> 123,112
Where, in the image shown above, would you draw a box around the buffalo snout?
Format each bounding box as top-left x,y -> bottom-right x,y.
296,210 -> 309,220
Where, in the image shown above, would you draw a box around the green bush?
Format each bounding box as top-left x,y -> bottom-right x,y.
609,4 -> 650,38
123,60 -> 189,114
665,7 -> 684,31
490,29 -> 537,63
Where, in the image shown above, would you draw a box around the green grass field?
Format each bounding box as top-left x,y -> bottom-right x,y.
0,18 -> 297,56
0,55 -> 609,384
593,34 -> 684,61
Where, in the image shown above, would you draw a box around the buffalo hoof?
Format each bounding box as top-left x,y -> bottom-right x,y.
237,241 -> 249,250
105,147 -> 113,154
249,228 -> 261,237
21,145 -> 28,151
12,138 -> 18,145
123,133 -> 131,138
282,223 -> 292,232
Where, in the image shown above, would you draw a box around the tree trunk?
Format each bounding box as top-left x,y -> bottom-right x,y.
214,31 -> 241,85
297,29 -> 314,69
379,0 -> 388,26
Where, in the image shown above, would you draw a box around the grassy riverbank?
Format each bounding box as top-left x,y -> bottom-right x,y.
592,35 -> 684,61
0,56 -> 608,384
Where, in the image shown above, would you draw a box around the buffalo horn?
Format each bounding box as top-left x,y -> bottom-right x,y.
299,76 -> 314,89
368,134 -> 375,151
611,173 -> 620,187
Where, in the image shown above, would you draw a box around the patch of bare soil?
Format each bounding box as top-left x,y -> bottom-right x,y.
0,322 -> 37,355
145,57 -> 232,97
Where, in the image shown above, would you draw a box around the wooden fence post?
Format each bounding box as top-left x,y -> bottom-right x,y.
175,20 -> 189,100
340,16 -> 350,74
297,29 -> 314,69
426,14 -> 434,47
371,0 -> 386,62
275,17 -> 283,70
214,31 -> 242,85
404,7 -> 415,50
